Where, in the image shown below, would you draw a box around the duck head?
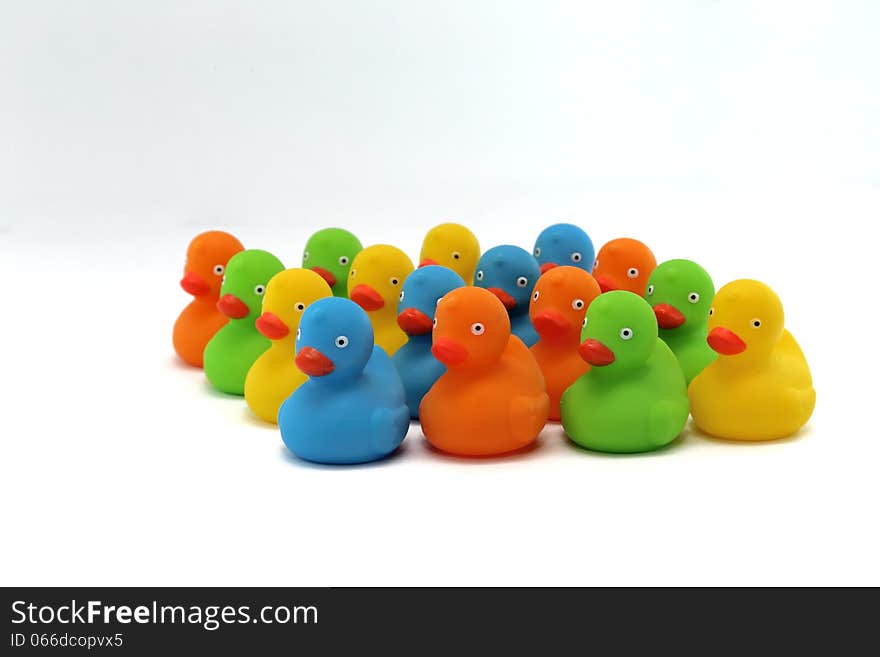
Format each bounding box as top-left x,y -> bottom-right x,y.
216,249 -> 285,323
295,297 -> 374,381
348,244 -> 414,315
592,238 -> 657,295
533,223 -> 595,275
418,223 -> 481,284
180,231 -> 244,301
396,265 -> 465,338
473,245 -> 540,315
578,291 -> 658,372
529,266 -> 601,343
645,259 -> 715,333
431,286 -> 510,370
301,228 -> 362,295
255,268 -> 332,342
706,279 -> 784,360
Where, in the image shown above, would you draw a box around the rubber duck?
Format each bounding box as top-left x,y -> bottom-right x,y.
560,290 -> 689,453
689,279 -> 815,441
592,237 -> 657,295
279,297 -> 410,464
172,231 -> 244,367
243,269 -> 332,423
646,259 -> 717,384
533,223 -> 595,275
203,249 -> 285,395
348,245 -> 415,356
392,265 -> 466,418
419,286 -> 549,456
529,266 -> 601,420
419,222 -> 481,284
301,228 -> 363,298
474,245 -> 541,347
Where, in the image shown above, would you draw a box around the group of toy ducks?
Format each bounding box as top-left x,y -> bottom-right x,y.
173,223 -> 815,463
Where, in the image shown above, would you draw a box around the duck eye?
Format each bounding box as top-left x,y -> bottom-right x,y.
620,327 -> 633,340
399,290 -> 406,302
532,290 -> 540,301
254,285 -> 266,295
627,268 -> 639,279
582,316 -> 588,327
339,255 -> 349,265
432,317 -> 437,327
303,251 -> 310,262
470,322 -> 485,335
571,298 -> 584,310
688,292 -> 700,304
390,277 -> 400,286
452,251 -> 461,260
571,251 -> 582,263
335,335 -> 349,348
647,284 -> 654,296
709,308 -> 714,316
350,269 -> 356,277
295,302 -> 305,311
221,275 -> 226,284
593,259 -> 599,269
213,264 -> 225,276
476,270 -> 484,281
516,276 -> 528,288
296,328 -> 301,340
751,318 -> 762,328
534,247 -> 541,257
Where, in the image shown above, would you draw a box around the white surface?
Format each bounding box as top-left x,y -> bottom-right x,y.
1,1 -> 878,586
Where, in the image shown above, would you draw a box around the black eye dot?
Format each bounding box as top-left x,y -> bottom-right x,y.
453,252 -> 461,259
752,319 -> 761,327
295,303 -> 305,311
391,278 -> 399,285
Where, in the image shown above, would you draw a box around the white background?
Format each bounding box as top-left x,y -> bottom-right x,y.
2,1 -> 878,585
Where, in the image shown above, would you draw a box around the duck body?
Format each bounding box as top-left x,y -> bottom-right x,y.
474,245 -> 541,347
173,300 -> 228,368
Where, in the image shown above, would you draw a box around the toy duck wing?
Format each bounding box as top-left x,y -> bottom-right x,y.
370,404 -> 409,454
365,345 -> 406,400
778,330 -> 813,387
509,392 -> 549,442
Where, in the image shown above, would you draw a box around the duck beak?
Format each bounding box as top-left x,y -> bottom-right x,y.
653,304 -> 685,329
595,276 -> 616,293
216,294 -> 249,319
180,272 -> 210,297
578,338 -> 615,366
532,309 -> 571,338
397,308 -> 433,335
707,327 -> 747,355
431,337 -> 469,366
310,266 -> 337,288
419,258 -> 438,267
255,312 -> 290,339
295,346 -> 335,376
350,284 -> 385,311
539,262 -> 558,274
487,287 -> 516,309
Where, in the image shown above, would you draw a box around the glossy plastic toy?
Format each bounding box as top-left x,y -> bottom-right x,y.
689,279 -> 815,441
172,231 -> 244,367
529,266 -> 601,420
392,265 -> 465,418
244,269 -> 332,423
203,249 -> 285,395
420,287 -> 549,456
561,291 -> 689,453
474,245 -> 541,347
279,297 -> 410,464
646,259 -> 717,384
533,223 -> 595,275
301,228 -> 363,298
419,222 -> 481,285
592,238 -> 657,295
348,244 -> 415,356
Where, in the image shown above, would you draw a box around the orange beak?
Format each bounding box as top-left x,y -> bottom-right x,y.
255,312 -> 290,339
578,338 -> 615,366
216,294 -> 249,319
539,262 -> 558,274
350,284 -> 385,311
310,266 -> 337,288
431,337 -> 469,366
595,276 -> 616,293
295,346 -> 335,377
487,287 -> 516,309
653,304 -> 685,329
532,309 -> 571,338
397,308 -> 434,336
180,272 -> 210,297
707,327 -> 747,355
419,258 -> 438,268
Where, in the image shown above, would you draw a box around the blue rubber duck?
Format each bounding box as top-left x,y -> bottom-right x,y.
278,297 -> 409,464
533,223 -> 595,275
391,265 -> 465,418
474,245 -> 541,346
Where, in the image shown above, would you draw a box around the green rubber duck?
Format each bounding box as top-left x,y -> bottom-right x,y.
646,259 -> 716,384
204,249 -> 285,395
301,228 -> 363,297
560,290 -> 689,453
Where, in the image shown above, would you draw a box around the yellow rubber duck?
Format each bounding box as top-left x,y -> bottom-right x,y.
419,223 -> 480,285
348,245 -> 414,355
244,269 -> 332,423
689,279 -> 815,441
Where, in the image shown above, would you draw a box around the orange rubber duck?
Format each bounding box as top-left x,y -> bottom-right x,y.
529,266 -> 601,420
592,237 -> 656,295
173,231 -> 244,367
419,287 -> 549,456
